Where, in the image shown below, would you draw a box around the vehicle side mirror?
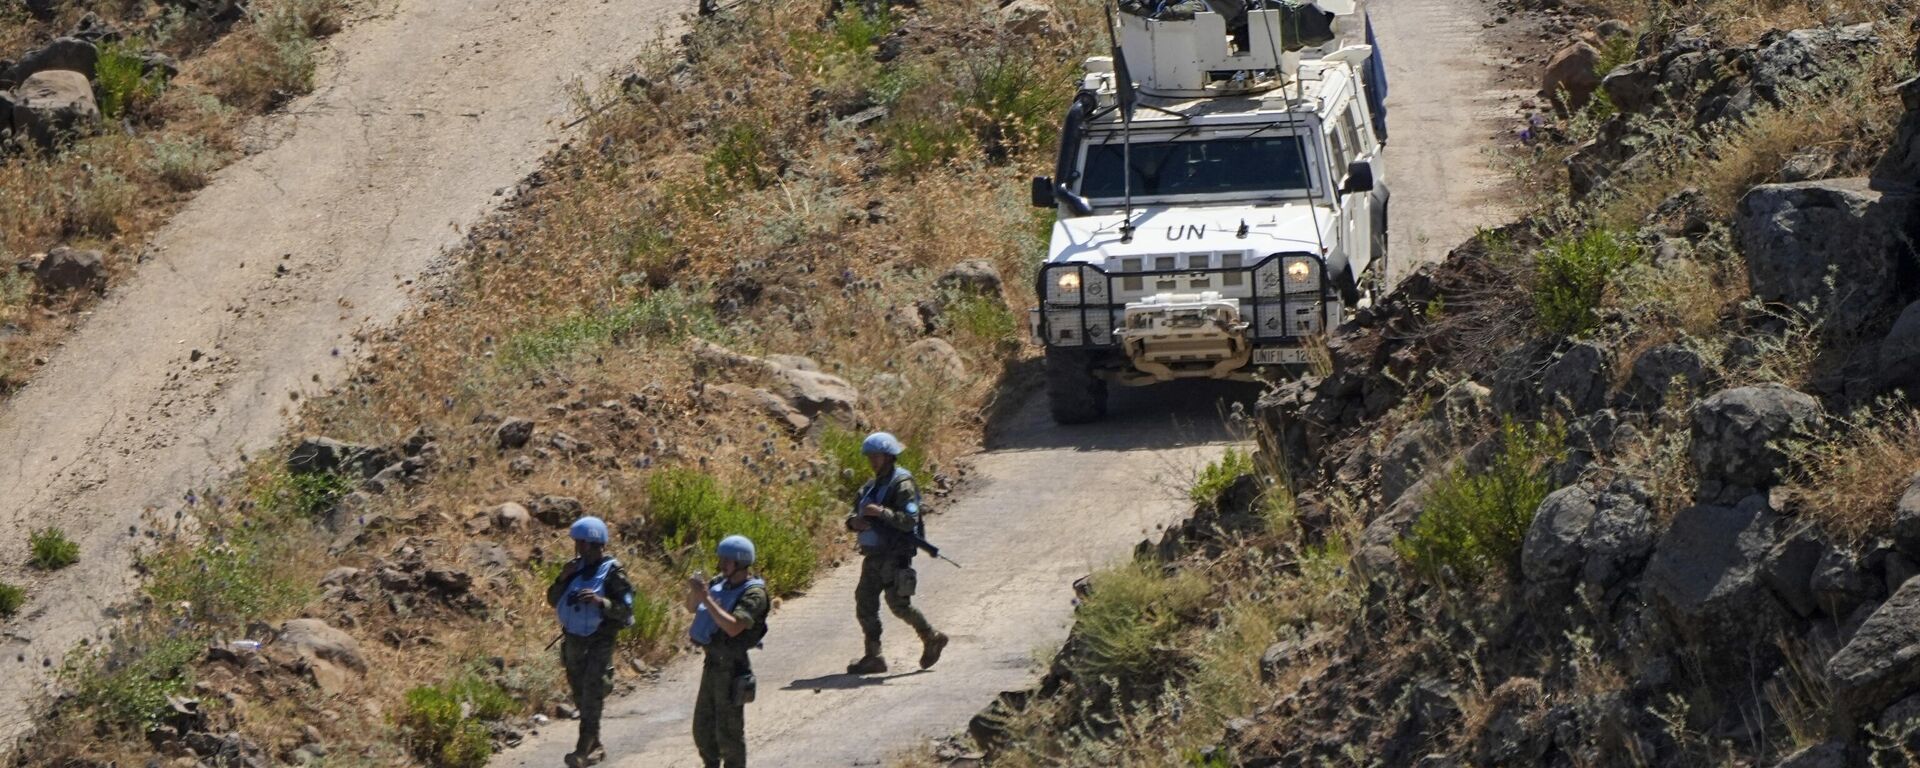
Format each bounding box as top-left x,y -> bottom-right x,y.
1031,176 -> 1055,208
1341,161 -> 1375,194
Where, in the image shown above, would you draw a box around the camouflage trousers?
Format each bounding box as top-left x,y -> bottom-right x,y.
855,555 -> 934,657
693,654 -> 749,767
561,633 -> 615,754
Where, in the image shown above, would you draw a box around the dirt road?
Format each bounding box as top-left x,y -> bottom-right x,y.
496,0 -> 1524,764
498,383 -> 1245,767
1374,0 -> 1529,278
0,0 -> 688,740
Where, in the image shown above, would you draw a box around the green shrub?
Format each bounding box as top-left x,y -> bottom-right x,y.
399,679 -> 501,768
646,468 -> 817,594
826,5 -> 895,58
705,123 -> 777,190
146,135 -> 222,191
258,468 -> 351,518
1396,420 -> 1564,583
1071,561 -> 1210,681
820,426 -> 927,500
28,527 -> 79,570
618,588 -> 678,657
65,633 -> 202,730
883,118 -> 970,174
1532,228 -> 1639,336
68,168 -> 139,236
145,533 -> 315,626
95,39 -> 166,120
498,288 -> 722,372
944,295 -> 1017,350
1190,448 -> 1255,506
0,581 -> 23,618
961,52 -> 1061,160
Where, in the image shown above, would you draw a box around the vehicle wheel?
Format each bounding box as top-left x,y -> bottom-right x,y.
1337,267 -> 1362,308
1045,349 -> 1107,424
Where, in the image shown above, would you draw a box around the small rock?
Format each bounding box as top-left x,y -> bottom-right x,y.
1542,41 -> 1603,112
935,260 -> 1004,299
32,246 -> 105,294
529,496 -> 583,527
492,502 -> 532,530
276,619 -> 365,693
495,418 -> 535,449
901,337 -> 967,381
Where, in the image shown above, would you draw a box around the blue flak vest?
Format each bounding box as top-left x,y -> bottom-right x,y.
556,557 -> 624,637
855,467 -> 918,551
690,576 -> 766,646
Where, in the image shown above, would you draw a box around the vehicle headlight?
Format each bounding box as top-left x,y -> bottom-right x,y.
1283,256 -> 1318,290
1056,271 -> 1082,293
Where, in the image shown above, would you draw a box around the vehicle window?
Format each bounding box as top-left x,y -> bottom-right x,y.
1327,127 -> 1350,170
1078,135 -> 1312,199
1342,104 -> 1367,155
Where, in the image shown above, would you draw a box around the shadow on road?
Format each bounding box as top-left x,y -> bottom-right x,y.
783,669 -> 930,691
985,378 -> 1264,453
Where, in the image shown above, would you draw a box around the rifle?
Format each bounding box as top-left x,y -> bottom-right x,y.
884,524 -> 962,569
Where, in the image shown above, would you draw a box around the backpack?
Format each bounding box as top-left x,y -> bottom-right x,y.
743,582 -> 771,648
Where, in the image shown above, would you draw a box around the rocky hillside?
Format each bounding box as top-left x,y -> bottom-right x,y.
964,6 -> 1920,768
4,0 -> 1082,764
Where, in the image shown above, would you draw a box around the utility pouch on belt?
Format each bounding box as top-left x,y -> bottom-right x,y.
892,567 -> 917,598
734,671 -> 758,704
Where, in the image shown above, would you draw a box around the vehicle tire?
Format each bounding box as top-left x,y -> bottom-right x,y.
1045,349 -> 1107,424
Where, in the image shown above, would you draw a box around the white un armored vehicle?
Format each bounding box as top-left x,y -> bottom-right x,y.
1029,0 -> 1389,423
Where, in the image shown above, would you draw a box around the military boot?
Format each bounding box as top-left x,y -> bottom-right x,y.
919,632 -> 949,670
846,655 -> 888,674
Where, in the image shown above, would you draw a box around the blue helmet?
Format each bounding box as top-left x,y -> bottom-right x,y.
861,432 -> 905,457
569,516 -> 609,544
717,535 -> 756,565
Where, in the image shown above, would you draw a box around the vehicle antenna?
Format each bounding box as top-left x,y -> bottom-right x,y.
1106,4 -> 1137,243
1260,0 -> 1331,261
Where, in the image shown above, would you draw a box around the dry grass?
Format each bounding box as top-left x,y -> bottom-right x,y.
1783,405 -> 1920,544
1593,0 -> 1897,46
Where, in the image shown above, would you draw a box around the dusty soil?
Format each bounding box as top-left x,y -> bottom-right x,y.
1376,0 -> 1537,279
491,0 -> 1529,762
0,0 -> 689,741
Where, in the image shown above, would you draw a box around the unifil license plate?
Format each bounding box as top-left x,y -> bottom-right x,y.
1253,347 -> 1305,365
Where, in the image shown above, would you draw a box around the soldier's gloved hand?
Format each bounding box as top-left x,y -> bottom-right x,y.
560,558 -> 584,580
846,514 -> 870,532
861,503 -> 887,518
570,588 -> 607,609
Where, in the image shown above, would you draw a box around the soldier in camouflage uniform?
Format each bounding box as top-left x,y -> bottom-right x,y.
844,432 -> 948,675
687,535 -> 770,768
547,516 -> 635,768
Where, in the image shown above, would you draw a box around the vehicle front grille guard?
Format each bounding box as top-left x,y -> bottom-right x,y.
1034,253 -> 1329,349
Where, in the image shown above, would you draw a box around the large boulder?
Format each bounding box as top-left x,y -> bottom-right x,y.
0,37 -> 97,85
1828,576 -> 1920,727
1736,179 -> 1920,335
276,618 -> 365,693
10,69 -> 100,149
1645,497 -> 1788,659
494,417 -> 535,449
901,337 -> 967,381
1731,25 -> 1880,123
770,366 -> 859,423
710,382 -> 810,434
1539,341 -> 1609,417
1689,385 -> 1822,502
32,246 -> 105,293
287,436 -> 393,479
1522,482 -> 1656,593
935,260 -> 1004,299
1622,342 -> 1711,409
1542,41 -> 1603,113
1878,300 -> 1920,395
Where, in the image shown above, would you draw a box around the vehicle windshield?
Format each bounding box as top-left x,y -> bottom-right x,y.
1078,135 -> 1312,200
